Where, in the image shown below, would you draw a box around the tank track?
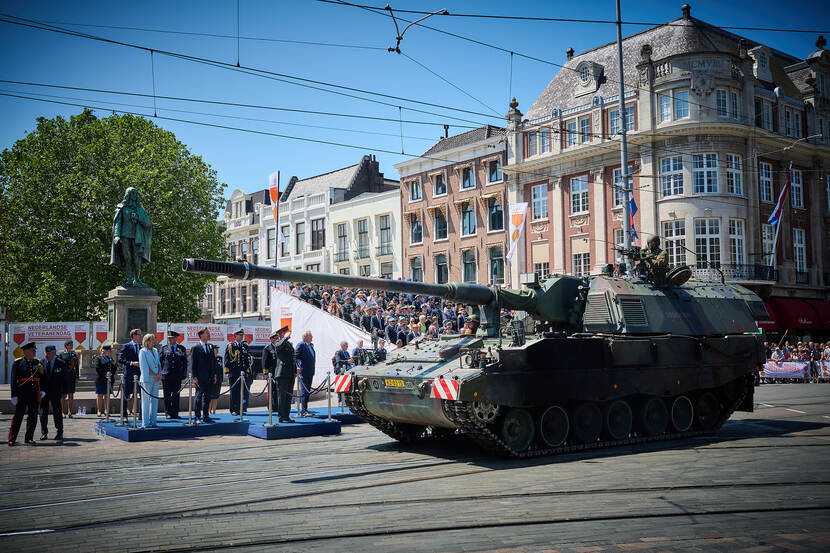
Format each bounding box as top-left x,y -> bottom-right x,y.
441,376 -> 751,458
344,389 -> 425,443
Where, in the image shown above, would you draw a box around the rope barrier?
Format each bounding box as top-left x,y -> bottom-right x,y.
137,383 -> 163,400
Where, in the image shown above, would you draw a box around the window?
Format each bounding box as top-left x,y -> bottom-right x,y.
674,89 -> 689,119
252,239 -> 259,264
433,173 -> 446,196
762,224 -> 775,267
793,228 -> 806,274
230,244 -> 236,259
295,222 -> 305,253
541,128 -> 550,153
267,228 -> 276,259
785,109 -> 793,137
716,89 -> 728,117
488,159 -> 502,183
791,169 -> 803,208
240,241 -> 247,261
252,284 -> 258,312
533,262 -> 549,279
410,257 -> 423,282
694,218 -> 720,267
728,219 -> 745,265
230,287 -> 237,313
730,90 -> 740,120
663,220 -> 686,266
305,264 -> 320,272
572,253 -> 590,277
614,228 -> 625,264
693,154 -> 718,194
759,162 -> 773,202
531,184 -> 548,219
336,223 -> 347,257
219,288 -> 226,315
339,268 -> 350,275
409,180 -> 422,201
280,225 -> 290,257
826,176 -> 830,211
380,262 -> 393,279
609,105 -> 634,135
659,93 -> 671,122
661,156 -> 684,197
527,131 -> 538,156
379,215 -> 392,249
566,120 -> 577,147
435,254 -> 448,284
410,212 -> 422,244
579,116 -> 591,143
310,218 -> 325,251
462,250 -> 477,282
726,154 -> 743,195
488,197 -> 504,231
461,202 -> 477,235
613,167 -> 632,206
570,176 -> 589,214
359,264 -> 371,277
357,218 -> 369,257
489,246 -> 505,285
241,286 -> 247,313
759,52 -> 767,69
434,209 -> 448,240
461,166 -> 474,189
794,111 -> 803,138
756,100 -> 773,131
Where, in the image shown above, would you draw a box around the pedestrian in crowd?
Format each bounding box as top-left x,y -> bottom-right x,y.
191,328 -> 215,423
770,346 -> 785,362
272,326 -> 296,423
334,341 -> 351,374
39,345 -> 65,441
763,341 -> 772,360
8,342 -> 44,446
158,330 -> 186,419
352,339 -> 367,366
225,329 -> 251,415
210,344 -> 223,415
385,316 -> 398,344
295,330 -> 316,417
262,330 -> 280,413
58,340 -> 79,417
139,332 -> 160,428
93,344 -> 117,417
119,329 -> 142,418
824,343 -> 830,362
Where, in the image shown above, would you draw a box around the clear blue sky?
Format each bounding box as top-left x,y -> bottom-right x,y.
0,0 -> 825,203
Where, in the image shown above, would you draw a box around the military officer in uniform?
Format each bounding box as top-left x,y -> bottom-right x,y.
272,326 -> 296,423
261,331 -> 280,412
224,329 -> 251,415
39,345 -> 66,440
58,340 -> 79,417
8,342 -> 45,446
158,330 -> 186,419
92,344 -> 117,417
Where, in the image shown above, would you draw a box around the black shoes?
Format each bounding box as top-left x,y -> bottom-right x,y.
8,441 -> 14,447
203,417 -> 215,423
24,439 -> 36,445
279,418 -> 295,423
55,432 -> 63,441
40,433 -> 48,440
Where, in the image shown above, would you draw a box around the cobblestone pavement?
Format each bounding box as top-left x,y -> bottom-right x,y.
0,385 -> 828,552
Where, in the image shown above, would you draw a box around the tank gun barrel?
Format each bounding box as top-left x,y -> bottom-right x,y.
182,259 -> 496,305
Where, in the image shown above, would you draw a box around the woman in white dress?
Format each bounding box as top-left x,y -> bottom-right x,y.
139,333 -> 161,428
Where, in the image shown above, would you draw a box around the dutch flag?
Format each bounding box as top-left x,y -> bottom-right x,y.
629,197 -> 639,240
767,169 -> 791,227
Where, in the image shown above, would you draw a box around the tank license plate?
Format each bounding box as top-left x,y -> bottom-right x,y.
384,378 -> 405,388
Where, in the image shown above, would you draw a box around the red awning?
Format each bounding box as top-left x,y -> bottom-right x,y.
804,300 -> 830,330
757,301 -> 778,331
767,298 -> 820,330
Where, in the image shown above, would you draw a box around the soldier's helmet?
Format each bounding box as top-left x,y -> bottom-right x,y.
648,235 -> 660,247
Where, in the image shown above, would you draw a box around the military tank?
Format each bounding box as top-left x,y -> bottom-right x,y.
183,258 -> 767,457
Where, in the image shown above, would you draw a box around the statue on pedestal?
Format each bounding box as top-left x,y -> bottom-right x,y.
110,187 -> 152,287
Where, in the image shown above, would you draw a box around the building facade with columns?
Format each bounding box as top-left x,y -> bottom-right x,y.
504,5 -> 830,337
396,125 -> 509,285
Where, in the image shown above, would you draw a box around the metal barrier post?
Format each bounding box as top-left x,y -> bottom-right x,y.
326,372 -> 333,421
264,375 -> 275,428
185,368 -> 194,426
104,372 -> 112,422
115,373 -> 125,427
295,376 -> 301,416
238,376 -> 246,422
132,375 -> 139,429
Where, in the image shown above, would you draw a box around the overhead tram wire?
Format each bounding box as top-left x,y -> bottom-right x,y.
316,0 -> 830,33
0,79 -> 480,129
0,13 -> 503,123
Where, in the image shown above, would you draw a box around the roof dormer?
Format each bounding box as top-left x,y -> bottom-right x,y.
574,61 -> 603,97
749,45 -> 773,82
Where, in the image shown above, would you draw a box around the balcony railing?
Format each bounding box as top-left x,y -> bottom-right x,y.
795,271 -> 809,285
376,243 -> 393,256
356,247 -> 371,260
334,251 -> 349,263
689,263 -> 777,283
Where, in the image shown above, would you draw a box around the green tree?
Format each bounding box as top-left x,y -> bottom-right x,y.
0,110 -> 227,322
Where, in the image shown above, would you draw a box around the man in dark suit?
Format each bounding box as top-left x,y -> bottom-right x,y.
334,341 -> 351,374
295,330 -> 316,417
384,316 -> 398,345
272,326 -> 296,423
191,327 -> 215,423
158,330 -> 186,419
39,345 -> 66,441
118,328 -> 142,417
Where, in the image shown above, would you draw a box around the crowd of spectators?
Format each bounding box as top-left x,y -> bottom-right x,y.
287,282 -> 478,348
763,340 -> 830,382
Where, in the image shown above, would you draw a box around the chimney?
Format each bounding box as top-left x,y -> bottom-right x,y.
566,48 -> 574,61
681,4 -> 691,19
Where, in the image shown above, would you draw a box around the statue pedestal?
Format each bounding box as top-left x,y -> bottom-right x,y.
104,287 -> 161,346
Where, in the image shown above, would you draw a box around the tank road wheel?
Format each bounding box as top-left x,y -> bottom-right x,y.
538,405 -> 569,447
571,402 -> 602,444
500,408 -> 535,453
639,397 -> 668,436
670,395 -> 694,432
471,401 -> 500,425
694,392 -> 720,430
604,400 -> 633,440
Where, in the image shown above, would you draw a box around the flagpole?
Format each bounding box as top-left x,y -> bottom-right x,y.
769,162 -> 791,268
615,0 -> 632,275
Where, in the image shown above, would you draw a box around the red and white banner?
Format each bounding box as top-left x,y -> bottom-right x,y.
169,323 -> 228,356
432,377 -> 459,400
8,322 -> 92,360
333,374 -> 352,393
819,361 -> 830,381
506,202 -> 528,262
761,361 -> 810,379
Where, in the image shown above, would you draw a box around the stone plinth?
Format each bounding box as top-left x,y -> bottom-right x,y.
104,287 -> 161,346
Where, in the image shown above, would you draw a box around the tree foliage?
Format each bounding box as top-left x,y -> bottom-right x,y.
0,110 -> 227,322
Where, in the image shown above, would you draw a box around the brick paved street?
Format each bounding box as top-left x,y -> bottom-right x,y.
1,384 -> 828,552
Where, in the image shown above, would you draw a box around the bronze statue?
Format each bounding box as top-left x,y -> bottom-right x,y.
110,187 -> 152,287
